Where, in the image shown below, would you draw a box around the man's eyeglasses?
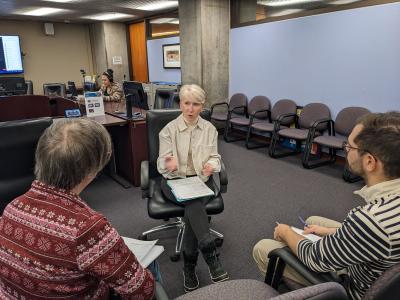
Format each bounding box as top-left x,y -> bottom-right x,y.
342,141 -> 360,153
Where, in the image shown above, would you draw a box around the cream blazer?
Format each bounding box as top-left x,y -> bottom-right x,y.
157,114 -> 221,182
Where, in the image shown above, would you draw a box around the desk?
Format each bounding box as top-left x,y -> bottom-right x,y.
103,102 -> 148,187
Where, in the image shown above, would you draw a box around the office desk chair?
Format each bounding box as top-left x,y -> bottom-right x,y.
43,83 -> 67,98
140,109 -> 227,261
266,247 -> 400,300
0,117 -> 53,214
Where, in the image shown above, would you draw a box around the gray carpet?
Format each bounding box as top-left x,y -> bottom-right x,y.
81,137 -> 364,299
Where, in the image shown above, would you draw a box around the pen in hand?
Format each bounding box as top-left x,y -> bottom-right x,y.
298,216 -> 309,228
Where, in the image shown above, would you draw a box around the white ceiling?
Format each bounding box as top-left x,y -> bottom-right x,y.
0,0 -> 178,23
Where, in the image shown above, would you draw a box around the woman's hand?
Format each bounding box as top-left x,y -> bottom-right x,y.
202,163 -> 215,177
164,155 -> 178,172
303,225 -> 337,236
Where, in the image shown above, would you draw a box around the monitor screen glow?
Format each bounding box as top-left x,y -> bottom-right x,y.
0,35 -> 24,74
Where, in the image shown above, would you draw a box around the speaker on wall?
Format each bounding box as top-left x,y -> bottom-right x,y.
44,23 -> 54,36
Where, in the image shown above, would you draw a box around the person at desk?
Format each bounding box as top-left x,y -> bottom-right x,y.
253,112 -> 400,300
100,68 -> 124,103
0,119 -> 154,300
157,84 -> 229,292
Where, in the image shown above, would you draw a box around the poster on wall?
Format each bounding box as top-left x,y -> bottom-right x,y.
162,43 -> 180,69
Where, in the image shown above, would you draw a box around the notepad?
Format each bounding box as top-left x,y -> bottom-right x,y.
291,227 -> 322,242
122,237 -> 164,267
167,176 -> 215,202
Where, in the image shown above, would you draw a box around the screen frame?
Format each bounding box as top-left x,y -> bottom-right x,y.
0,35 -> 24,75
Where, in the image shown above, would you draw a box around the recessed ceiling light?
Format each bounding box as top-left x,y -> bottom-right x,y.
137,1 -> 178,11
150,18 -> 179,24
42,0 -> 76,3
258,0 -> 319,7
21,7 -> 64,16
83,13 -> 135,21
329,0 -> 360,4
269,8 -> 304,16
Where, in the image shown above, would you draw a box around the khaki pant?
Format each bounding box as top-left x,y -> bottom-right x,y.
252,216 -> 342,285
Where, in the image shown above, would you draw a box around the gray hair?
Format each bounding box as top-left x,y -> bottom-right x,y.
179,84 -> 206,104
35,118 -> 112,190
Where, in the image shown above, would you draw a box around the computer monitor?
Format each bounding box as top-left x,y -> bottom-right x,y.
122,81 -> 149,111
0,77 -> 26,96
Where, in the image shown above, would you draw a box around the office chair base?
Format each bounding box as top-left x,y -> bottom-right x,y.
140,217 -> 224,262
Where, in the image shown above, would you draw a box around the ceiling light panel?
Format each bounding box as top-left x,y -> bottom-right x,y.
20,7 -> 65,16
258,0 -> 320,7
42,0 -> 76,3
83,12 -> 135,21
136,1 -> 178,11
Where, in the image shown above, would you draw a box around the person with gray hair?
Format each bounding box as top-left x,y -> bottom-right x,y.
157,84 -> 229,293
0,118 -> 155,300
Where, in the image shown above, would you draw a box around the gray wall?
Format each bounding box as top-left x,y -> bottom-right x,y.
230,3 -> 400,117
89,22 -> 129,84
147,36 -> 181,83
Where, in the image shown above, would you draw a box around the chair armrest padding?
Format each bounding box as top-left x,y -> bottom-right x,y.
270,282 -> 348,300
141,160 -> 149,190
268,247 -> 338,285
219,160 -> 228,193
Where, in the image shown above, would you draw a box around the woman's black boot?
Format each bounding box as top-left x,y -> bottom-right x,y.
199,236 -> 229,283
183,251 -> 200,292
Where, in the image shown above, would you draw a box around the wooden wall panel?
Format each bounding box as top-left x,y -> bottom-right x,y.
129,22 -> 149,82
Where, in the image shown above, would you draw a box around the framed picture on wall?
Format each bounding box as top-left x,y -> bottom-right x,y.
162,43 -> 181,69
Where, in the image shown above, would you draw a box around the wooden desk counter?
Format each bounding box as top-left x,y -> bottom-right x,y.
103,102 -> 148,187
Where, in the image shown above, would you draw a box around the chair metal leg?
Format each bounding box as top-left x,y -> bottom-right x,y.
302,145 -> 337,169
141,219 -> 183,237
269,135 -> 301,158
209,228 -> 224,239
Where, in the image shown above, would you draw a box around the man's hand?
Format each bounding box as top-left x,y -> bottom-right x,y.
164,155 -> 178,172
303,225 -> 337,236
202,163 -> 215,177
274,224 -> 292,243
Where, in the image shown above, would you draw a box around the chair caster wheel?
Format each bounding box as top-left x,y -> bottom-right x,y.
215,238 -> 223,247
138,234 -> 147,241
208,216 -> 212,223
170,254 -> 180,262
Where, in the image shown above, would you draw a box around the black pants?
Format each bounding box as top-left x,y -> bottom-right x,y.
161,177 -> 215,255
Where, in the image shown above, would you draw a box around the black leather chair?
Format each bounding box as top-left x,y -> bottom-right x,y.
43,83 -> 67,98
0,117 -> 53,214
140,109 -> 227,261
153,88 -> 178,109
266,247 -> 400,300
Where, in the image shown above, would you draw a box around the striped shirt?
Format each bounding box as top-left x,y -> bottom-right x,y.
0,181 -> 154,300
297,178 -> 400,300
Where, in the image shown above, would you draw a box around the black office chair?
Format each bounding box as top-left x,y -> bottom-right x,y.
43,83 -> 67,98
0,117 -> 53,214
153,88 -> 178,109
67,81 -> 78,99
140,109 -> 227,261
266,247 -> 400,300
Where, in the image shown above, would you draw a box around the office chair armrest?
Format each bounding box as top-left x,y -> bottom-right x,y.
276,112 -> 298,124
266,247 -> 339,287
210,102 -> 228,114
307,118 -> 333,144
270,282 -> 348,300
249,109 -> 271,125
155,281 -> 169,300
141,160 -> 149,191
219,160 -> 228,193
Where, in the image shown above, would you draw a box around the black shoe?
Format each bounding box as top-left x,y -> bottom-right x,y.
199,236 -> 229,283
183,252 -> 200,292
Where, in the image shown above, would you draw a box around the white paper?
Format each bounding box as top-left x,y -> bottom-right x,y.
85,92 -> 105,117
112,56 -> 122,65
291,227 -> 322,242
167,176 -> 214,201
122,237 -> 164,267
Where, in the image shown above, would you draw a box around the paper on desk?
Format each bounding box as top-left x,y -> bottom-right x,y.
122,237 -> 164,268
167,176 -> 215,202
291,227 -> 322,243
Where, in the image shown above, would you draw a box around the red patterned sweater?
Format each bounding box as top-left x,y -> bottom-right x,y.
0,181 -> 154,299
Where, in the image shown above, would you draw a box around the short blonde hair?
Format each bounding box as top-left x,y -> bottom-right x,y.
179,84 -> 206,104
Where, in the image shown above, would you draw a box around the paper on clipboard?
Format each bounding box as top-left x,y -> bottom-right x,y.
122,237 -> 164,267
167,176 -> 214,202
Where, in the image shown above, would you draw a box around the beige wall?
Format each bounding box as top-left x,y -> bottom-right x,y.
0,20 -> 93,94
